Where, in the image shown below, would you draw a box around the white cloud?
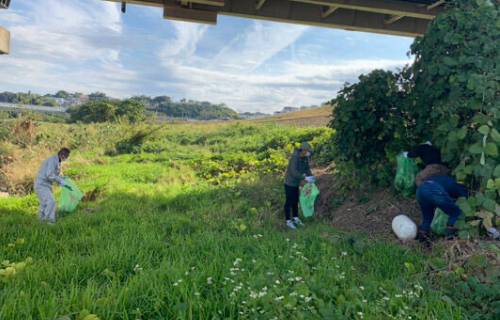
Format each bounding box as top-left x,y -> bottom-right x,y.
0,2 -> 412,112
0,0 -> 134,96
155,19 -> 410,112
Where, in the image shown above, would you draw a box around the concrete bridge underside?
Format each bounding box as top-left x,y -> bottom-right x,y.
106,0 -> 446,37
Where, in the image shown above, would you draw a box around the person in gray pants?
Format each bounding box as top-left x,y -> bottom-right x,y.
34,148 -> 71,224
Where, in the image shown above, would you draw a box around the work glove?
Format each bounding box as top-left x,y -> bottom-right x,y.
305,176 -> 315,183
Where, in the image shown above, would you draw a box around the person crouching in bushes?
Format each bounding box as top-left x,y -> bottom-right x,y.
404,142 -> 468,243
284,142 -> 314,230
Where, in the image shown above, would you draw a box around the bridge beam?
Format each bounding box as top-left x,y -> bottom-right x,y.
0,26 -> 10,54
106,0 -> 438,37
290,0 -> 441,20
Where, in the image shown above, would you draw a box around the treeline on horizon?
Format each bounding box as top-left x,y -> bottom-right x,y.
0,90 -> 239,121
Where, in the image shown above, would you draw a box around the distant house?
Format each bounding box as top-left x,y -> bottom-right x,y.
282,106 -> 299,113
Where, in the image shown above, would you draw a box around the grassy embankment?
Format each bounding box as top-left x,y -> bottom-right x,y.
0,120 -> 497,319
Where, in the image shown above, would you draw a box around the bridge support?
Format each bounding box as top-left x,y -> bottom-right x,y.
106,0 -> 446,37
0,26 -> 9,54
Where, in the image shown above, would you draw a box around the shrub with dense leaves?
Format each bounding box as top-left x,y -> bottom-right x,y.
69,99 -> 145,124
410,0 -> 499,236
329,70 -> 415,185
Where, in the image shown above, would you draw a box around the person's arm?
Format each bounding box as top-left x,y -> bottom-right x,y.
305,159 -> 313,177
47,157 -> 65,186
451,182 -> 469,199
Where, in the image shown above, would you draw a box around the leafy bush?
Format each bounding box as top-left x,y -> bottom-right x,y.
69,99 -> 146,124
410,0 -> 499,234
329,70 -> 415,185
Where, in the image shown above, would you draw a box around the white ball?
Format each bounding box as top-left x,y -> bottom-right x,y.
392,214 -> 417,241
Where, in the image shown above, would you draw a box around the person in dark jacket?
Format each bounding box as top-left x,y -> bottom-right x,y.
416,175 -> 468,241
405,142 -> 468,242
405,141 -> 442,166
284,142 -> 313,229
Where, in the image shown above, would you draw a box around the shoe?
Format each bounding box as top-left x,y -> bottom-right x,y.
293,218 -> 304,227
445,225 -> 458,240
416,229 -> 432,248
286,220 -> 297,230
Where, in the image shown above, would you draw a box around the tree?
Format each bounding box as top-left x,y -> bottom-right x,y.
88,92 -> 108,102
69,101 -> 117,123
329,69 -> 414,185
55,90 -> 70,99
116,99 -> 146,123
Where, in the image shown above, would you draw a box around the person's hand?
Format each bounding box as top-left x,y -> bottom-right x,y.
305,176 -> 315,183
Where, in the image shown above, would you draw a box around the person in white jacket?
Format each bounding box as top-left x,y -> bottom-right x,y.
34,148 -> 71,224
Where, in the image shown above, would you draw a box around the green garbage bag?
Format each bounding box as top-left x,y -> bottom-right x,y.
394,154 -> 419,197
431,208 -> 448,235
59,178 -> 84,213
300,182 -> 320,218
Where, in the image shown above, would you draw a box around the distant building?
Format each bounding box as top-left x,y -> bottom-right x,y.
239,112 -> 267,119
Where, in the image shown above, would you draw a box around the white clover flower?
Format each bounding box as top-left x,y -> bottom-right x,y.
341,251 -> 348,256
275,296 -> 284,301
133,264 -> 143,273
275,280 -> 280,284
359,286 -> 365,291
207,277 -> 213,285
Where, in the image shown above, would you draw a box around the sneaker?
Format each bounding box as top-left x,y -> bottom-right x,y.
286,220 -> 297,230
293,217 -> 304,227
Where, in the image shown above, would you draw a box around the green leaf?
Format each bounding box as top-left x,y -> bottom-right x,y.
480,152 -> 485,165
491,129 -> 500,143
456,127 -> 467,140
483,198 -> 497,212
487,179 -> 495,190
458,198 -> 474,216
478,125 -> 490,135
484,143 -> 498,156
442,56 -> 457,66
469,143 -> 483,154
495,165 -> 500,178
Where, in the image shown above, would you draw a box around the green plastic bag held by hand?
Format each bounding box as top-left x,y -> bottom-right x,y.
59,178 -> 84,213
300,182 -> 320,218
431,208 -> 448,236
394,154 -> 419,197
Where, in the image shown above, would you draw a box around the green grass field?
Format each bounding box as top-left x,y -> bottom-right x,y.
0,121 -> 497,319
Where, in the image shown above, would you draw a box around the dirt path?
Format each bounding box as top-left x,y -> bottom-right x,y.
312,168 -> 421,240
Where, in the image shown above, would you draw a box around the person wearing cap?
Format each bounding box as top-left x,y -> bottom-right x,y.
34,148 -> 72,224
283,142 -> 313,230
403,142 -> 468,242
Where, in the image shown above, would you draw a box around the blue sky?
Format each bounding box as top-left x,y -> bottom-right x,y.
0,0 -> 414,112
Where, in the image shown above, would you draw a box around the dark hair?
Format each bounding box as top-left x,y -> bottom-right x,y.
58,148 -> 70,158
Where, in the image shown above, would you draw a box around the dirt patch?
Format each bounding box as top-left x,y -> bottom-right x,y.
313,169 -> 420,240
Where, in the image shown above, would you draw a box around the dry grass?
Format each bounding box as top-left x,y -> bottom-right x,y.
254,106 -> 332,127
